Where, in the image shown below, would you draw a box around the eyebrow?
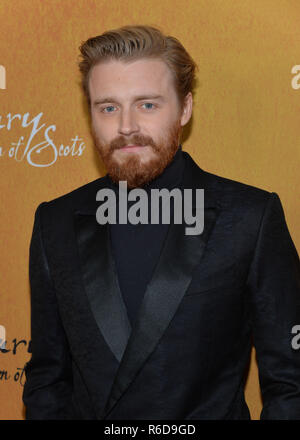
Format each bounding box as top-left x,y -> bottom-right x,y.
93,94 -> 165,106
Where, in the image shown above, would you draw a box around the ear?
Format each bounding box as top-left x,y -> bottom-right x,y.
180,92 -> 193,127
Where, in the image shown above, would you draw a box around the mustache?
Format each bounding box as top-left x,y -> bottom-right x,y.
109,134 -> 158,151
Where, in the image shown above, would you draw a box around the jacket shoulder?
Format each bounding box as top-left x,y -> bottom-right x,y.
184,152 -> 273,207
203,168 -> 275,215
205,168 -> 272,198
35,175 -> 108,216
198,167 -> 281,240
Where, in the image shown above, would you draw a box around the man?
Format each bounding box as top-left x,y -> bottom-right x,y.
23,25 -> 300,420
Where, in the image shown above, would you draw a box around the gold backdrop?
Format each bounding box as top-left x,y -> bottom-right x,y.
0,0 -> 299,420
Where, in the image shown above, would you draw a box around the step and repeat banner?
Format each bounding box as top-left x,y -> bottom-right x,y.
0,0 -> 299,420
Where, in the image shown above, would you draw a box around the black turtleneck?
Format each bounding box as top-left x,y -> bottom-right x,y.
107,145 -> 185,328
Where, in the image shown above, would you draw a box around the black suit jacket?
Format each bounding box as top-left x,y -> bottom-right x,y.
23,151 -> 300,419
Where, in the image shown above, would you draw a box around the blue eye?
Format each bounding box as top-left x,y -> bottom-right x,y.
103,106 -> 115,113
142,103 -> 155,110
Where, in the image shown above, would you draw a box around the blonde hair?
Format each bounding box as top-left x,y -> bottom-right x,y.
78,25 -> 197,108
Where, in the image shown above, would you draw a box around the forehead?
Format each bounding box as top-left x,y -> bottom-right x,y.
88,58 -> 176,100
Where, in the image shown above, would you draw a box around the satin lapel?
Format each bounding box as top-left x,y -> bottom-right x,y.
75,212 -> 131,363
104,201 -> 220,417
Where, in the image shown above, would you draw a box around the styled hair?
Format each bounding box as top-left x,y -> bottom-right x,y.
78,25 -> 197,108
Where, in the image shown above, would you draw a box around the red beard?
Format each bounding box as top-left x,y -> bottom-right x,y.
92,119 -> 182,189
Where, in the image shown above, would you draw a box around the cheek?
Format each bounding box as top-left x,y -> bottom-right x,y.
142,118 -> 170,137
92,117 -> 115,141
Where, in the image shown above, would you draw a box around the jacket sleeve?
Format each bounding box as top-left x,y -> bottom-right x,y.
246,192 -> 300,419
23,202 -> 75,419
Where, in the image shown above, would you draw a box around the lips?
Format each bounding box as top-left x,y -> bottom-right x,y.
118,145 -> 145,151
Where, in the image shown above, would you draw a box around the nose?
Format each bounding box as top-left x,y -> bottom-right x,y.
118,108 -> 139,136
